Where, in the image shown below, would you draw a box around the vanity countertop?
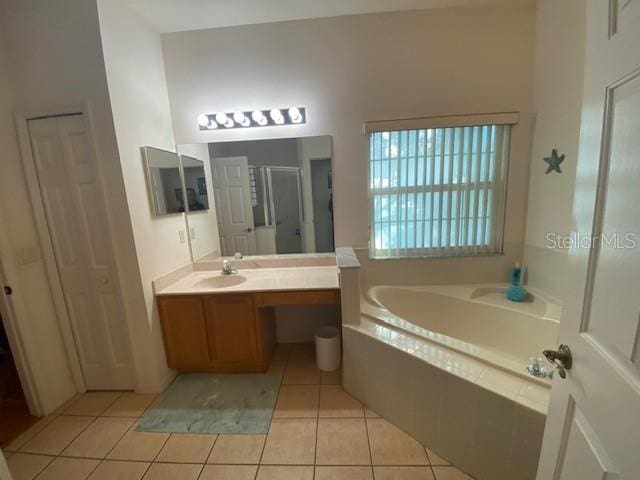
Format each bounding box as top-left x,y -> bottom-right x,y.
155,266 -> 340,296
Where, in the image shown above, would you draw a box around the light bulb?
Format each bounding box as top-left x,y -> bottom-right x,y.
270,108 -> 284,125
288,107 -> 302,123
215,112 -> 228,124
233,111 -> 245,123
224,118 -> 235,128
252,110 -> 267,125
197,114 -> 210,127
206,120 -> 217,130
234,111 -> 250,127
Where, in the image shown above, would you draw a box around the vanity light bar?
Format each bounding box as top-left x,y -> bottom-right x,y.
197,107 -> 306,130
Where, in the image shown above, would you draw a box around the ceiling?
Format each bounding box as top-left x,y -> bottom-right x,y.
125,0 -> 534,33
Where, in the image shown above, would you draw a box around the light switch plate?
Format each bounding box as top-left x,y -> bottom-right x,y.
178,230 -> 186,243
190,227 -> 195,240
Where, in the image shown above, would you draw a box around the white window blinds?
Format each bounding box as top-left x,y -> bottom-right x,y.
368,122 -> 511,258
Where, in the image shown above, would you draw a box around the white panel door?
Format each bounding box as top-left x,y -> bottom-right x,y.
28,115 -> 133,390
537,2 -> 640,479
210,156 -> 257,256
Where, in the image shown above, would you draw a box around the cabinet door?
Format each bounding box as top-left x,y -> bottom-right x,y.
204,294 -> 259,365
157,296 -> 210,369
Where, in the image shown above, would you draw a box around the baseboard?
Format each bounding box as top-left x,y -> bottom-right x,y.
135,368 -> 177,394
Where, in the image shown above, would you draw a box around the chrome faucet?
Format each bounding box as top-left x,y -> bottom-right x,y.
221,259 -> 238,275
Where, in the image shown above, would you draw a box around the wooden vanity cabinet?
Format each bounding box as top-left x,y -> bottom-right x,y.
204,294 -> 259,366
157,289 -> 338,373
157,293 -> 275,372
156,295 -> 211,369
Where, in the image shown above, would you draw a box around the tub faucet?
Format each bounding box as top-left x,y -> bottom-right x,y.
221,259 -> 238,275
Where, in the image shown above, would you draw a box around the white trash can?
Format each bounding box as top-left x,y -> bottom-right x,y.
315,326 -> 341,372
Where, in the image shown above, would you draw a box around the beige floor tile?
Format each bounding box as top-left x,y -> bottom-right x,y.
273,385 -> 319,418
425,448 -> 450,466
260,418 -> 316,465
37,457 -> 99,480
432,466 -> 473,480
103,394 -> 156,417
316,418 -> 370,466
207,434 -> 265,464
156,433 -> 216,463
364,407 -> 381,418
289,343 -> 316,360
199,465 -> 257,480
319,385 -> 364,417
5,415 -> 58,452
374,466 -> 435,480
272,343 -> 292,359
21,416 -> 94,455
64,392 -> 123,416
107,427 -> 169,461
6,453 -> 54,480
141,463 -> 202,480
87,460 -> 149,480
282,363 -> 321,385
315,466 -> 373,480
321,369 -> 342,385
367,418 -> 428,466
266,357 -> 287,376
62,417 -> 135,458
52,395 -> 83,415
256,466 -> 314,480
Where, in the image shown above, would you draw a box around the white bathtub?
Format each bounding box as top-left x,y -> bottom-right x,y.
343,278 -> 557,479
362,283 -> 561,380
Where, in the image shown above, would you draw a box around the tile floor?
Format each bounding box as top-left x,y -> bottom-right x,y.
4,343 -> 474,480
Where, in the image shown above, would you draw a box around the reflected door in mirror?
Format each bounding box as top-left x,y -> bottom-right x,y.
211,156 -> 257,256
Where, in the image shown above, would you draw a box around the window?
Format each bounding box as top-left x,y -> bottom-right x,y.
367,115 -> 514,258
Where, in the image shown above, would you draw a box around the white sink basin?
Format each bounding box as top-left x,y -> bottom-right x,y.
193,275 -> 247,289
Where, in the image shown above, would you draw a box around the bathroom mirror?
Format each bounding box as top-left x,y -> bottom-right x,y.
179,155 -> 209,212
142,146 -> 185,216
177,136 -> 334,260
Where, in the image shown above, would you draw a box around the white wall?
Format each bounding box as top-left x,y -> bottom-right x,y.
178,143 -> 220,261
0,0 -> 153,412
98,0 -> 189,392
162,5 -> 536,283
0,450 -> 11,480
523,0 -> 586,298
0,29 -> 77,414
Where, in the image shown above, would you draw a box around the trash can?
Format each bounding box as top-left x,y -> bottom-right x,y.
315,326 -> 341,372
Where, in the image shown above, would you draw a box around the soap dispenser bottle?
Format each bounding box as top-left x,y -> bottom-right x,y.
506,263 -> 528,302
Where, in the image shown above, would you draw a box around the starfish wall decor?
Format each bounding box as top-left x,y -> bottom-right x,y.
544,149 -> 565,174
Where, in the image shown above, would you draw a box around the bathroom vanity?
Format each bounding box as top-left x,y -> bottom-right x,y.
155,263 -> 340,372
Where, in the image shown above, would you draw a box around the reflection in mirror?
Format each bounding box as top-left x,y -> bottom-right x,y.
142,146 -> 184,216
177,136 -> 334,259
177,146 -> 221,262
179,155 -> 209,212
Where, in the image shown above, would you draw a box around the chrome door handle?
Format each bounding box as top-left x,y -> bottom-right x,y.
543,344 -> 572,379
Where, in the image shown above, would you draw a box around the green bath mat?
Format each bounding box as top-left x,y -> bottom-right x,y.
137,373 -> 281,434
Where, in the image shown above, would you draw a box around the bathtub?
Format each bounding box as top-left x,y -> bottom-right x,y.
362,283 -> 561,380
342,282 -> 559,480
